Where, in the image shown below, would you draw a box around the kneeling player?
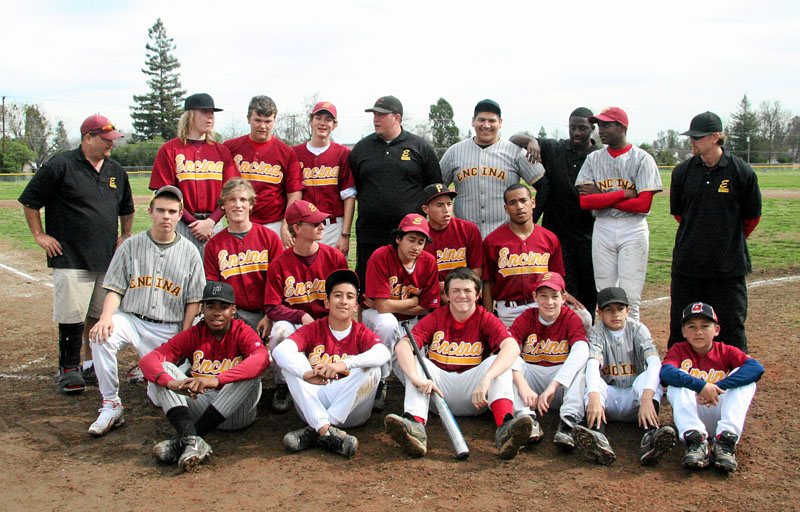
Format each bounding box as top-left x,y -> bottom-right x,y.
384,267 -> 534,460
510,272 -> 588,449
273,270 -> 390,458
139,281 -> 269,471
661,302 -> 763,472
572,287 -> 676,466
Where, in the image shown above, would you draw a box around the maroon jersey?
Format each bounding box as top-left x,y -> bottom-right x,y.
289,318 -> 382,366
292,142 -> 355,218
411,305 -> 511,373
425,217 -> 483,281
365,245 -> 440,320
510,306 -> 586,367
140,319 -> 269,387
264,243 -> 348,320
224,135 -> 303,224
482,224 -> 564,302
150,138 -> 239,215
204,224 -> 283,311
663,341 -> 751,385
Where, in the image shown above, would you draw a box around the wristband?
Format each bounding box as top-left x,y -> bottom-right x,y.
341,233 -> 351,237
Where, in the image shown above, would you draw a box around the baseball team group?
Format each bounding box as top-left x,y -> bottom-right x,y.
19,92 -> 764,474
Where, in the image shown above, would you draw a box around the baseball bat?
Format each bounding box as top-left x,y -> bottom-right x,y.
401,321 -> 469,460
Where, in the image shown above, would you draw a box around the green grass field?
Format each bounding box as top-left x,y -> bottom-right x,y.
2,170 -> 798,285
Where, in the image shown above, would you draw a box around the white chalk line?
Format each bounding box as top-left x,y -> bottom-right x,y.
0,261 -> 53,287
642,274 -> 800,306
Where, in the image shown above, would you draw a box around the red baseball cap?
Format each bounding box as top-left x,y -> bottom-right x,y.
80,115 -> 123,140
397,213 -> 430,237
535,272 -> 566,293
311,101 -> 338,119
590,107 -> 629,128
285,200 -> 330,225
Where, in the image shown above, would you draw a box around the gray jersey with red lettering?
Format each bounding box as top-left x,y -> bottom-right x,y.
103,231 -> 204,322
587,318 -> 659,388
441,138 -> 543,238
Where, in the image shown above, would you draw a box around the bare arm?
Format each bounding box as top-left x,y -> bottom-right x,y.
89,291 -> 123,343
482,280 -> 494,312
116,213 -> 134,250
23,206 -> 62,258
472,337 -> 520,408
372,297 -> 429,317
336,197 -> 355,256
182,302 -> 201,331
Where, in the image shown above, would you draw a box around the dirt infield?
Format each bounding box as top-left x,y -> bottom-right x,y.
1,241 -> 798,511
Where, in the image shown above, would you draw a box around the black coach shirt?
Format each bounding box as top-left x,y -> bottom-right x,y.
670,150 -> 761,278
18,147 -> 135,271
350,129 -> 442,244
536,138 -> 598,245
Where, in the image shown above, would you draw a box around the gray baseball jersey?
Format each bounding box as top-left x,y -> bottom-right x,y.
103,231 -> 204,323
587,318 -> 658,388
441,138 -> 544,238
574,145 -> 662,219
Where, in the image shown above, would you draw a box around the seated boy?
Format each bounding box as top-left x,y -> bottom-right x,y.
661,302 -> 764,472
140,281 -> 270,472
572,287 -> 676,465
510,272 -> 589,449
273,270 -> 390,458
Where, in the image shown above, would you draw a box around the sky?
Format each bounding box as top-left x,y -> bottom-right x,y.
3,0 -> 800,146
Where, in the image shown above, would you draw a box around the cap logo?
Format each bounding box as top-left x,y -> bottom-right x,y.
435,184 -> 444,193
541,273 -> 552,281
412,217 -> 422,225
376,98 -> 384,104
322,102 -> 331,108
308,203 -> 318,212
601,107 -> 611,114
691,303 -> 704,313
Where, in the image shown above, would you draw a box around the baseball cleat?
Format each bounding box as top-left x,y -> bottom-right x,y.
57,366 -> 86,395
711,431 -> 739,472
88,400 -> 124,436
178,435 -> 212,472
153,437 -> 182,463
681,430 -> 711,469
271,383 -> 292,413
553,419 -> 576,451
640,426 -> 677,466
384,413 -> 427,458
495,414 -> 534,460
316,426 -> 358,458
372,380 -> 387,411
525,414 -> 543,445
283,426 -> 320,453
573,425 -> 616,465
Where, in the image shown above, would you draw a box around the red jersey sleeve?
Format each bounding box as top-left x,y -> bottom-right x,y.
562,308 -> 588,345
355,322 -> 382,353
216,322 -> 269,385
579,190 -> 626,210
480,308 -> 513,352
416,254 -> 441,309
466,222 -> 484,270
220,144 -> 240,182
149,143 -> 177,190
364,248 -> 393,299
548,236 -> 565,277
509,309 -> 533,346
482,236 -> 498,281
338,151 -> 355,191
614,191 -> 654,214
140,327 -> 199,385
720,343 -> 751,370
203,237 -> 222,282
662,343 -> 684,368
284,149 -> 304,194
410,313 -> 436,350
264,257 -> 288,307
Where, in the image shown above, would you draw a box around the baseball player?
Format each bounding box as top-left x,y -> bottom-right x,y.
571,287 -> 676,466
482,184 -> 590,330
575,107 -> 662,322
361,213 -> 440,410
150,93 -> 239,253
669,112 -> 762,353
384,267 -> 535,460
440,99 -> 544,239
87,186 -> 205,436
265,200 -> 349,412
292,101 -> 356,255
139,281 -> 270,471
661,302 -> 763,472
224,95 -> 303,249
274,270 -> 390,458
510,107 -> 601,321
509,272 -> 589,449
420,183 -> 483,306
19,114 -> 134,393
204,177 -> 283,333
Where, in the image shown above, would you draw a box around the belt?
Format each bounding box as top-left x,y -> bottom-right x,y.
324,217 -> 338,225
499,297 -> 537,308
132,313 -> 165,324
193,213 -> 211,220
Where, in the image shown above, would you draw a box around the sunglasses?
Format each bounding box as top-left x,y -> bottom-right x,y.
689,135 -> 708,141
299,221 -> 324,228
91,124 -> 117,134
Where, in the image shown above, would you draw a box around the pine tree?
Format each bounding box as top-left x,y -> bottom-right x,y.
130,19 -> 186,141
53,120 -> 71,155
429,98 -> 460,158
728,94 -> 759,162
538,126 -> 547,138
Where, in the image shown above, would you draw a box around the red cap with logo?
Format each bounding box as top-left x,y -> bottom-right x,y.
397,213 -> 430,238
80,115 -> 123,140
535,272 -> 566,293
311,101 -> 338,119
285,200 -> 330,225
589,107 -> 629,128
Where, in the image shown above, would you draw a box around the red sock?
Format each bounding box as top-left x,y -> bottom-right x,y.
413,416 -> 426,425
490,398 -> 513,426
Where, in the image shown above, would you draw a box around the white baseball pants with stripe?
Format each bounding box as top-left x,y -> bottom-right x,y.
667,383 -> 755,443
286,367 -> 381,432
150,362 -> 261,430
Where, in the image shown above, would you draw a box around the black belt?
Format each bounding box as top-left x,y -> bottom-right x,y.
193,213 -> 211,220
132,313 -> 165,324
324,217 -> 337,225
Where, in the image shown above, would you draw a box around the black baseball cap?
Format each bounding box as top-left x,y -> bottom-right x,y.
681,111 -> 722,137
474,99 -> 501,118
203,281 -> 235,304
325,269 -> 360,295
150,185 -> 184,208
422,183 -> 457,205
185,93 -> 223,112
681,302 -> 719,324
597,287 -> 629,309
365,95 -> 403,116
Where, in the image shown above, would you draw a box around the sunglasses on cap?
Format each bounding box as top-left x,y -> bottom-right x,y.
91,124 -> 118,134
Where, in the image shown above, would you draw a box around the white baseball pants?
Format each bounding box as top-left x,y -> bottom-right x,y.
667,383 -> 755,443
584,372 -> 664,423
320,216 -> 345,247
512,361 -> 586,421
361,309 -> 417,379
269,320 -> 301,384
